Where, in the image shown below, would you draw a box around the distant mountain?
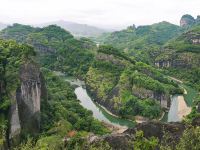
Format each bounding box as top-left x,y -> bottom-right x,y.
0,23 -> 97,76
180,14 -> 200,27
95,21 -> 183,64
35,20 -> 108,37
0,23 -> 7,30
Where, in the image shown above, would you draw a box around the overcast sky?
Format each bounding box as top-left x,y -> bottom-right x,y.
0,0 -> 199,29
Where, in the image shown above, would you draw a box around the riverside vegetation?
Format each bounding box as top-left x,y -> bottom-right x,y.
0,14 -> 200,149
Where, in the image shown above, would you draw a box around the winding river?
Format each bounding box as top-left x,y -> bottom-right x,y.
56,72 -> 196,125
64,77 -> 135,128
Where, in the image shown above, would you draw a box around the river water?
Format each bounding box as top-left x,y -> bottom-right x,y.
65,77 -> 135,128
60,72 -> 191,125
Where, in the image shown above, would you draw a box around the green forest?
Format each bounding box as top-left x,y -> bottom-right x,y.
0,13 -> 200,150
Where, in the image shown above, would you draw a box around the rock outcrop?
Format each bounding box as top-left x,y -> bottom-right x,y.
155,51 -> 200,69
132,86 -> 170,108
87,121 -> 189,150
180,14 -> 195,27
180,14 -> 200,27
9,93 -> 21,146
17,63 -> 42,133
9,62 -> 46,146
88,133 -> 133,150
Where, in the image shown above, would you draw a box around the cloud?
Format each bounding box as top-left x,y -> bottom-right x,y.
0,0 -> 199,29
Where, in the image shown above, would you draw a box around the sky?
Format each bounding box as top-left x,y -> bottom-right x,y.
0,0 -> 199,29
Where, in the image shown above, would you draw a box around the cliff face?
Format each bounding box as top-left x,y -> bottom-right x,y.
155,52 -> 200,68
180,14 -> 195,27
18,63 -> 42,132
132,86 -> 170,108
155,26 -> 200,69
9,62 -> 45,145
180,14 -> 200,27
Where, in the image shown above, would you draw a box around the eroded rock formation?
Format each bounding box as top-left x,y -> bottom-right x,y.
9,62 -> 45,146
180,14 -> 195,27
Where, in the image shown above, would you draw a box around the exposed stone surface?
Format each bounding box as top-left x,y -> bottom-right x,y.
196,15 -> 200,24
88,121 -> 188,149
126,121 -> 186,147
192,116 -> 200,126
17,62 -> 42,134
9,62 -> 46,147
180,14 -> 195,27
88,133 -> 133,150
132,86 -> 170,108
96,53 -> 127,67
9,93 -> 21,146
192,39 -> 200,44
155,52 -> 200,69
155,60 -> 171,68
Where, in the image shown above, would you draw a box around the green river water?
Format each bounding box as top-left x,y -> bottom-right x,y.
59,72 -> 197,126
65,77 -> 135,128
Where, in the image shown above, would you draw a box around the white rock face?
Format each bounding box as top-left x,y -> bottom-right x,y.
9,94 -> 21,140
21,81 -> 41,114
9,62 -> 43,146
192,39 -> 200,44
17,63 -> 42,133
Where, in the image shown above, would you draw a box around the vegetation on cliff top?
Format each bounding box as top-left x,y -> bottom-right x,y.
86,46 -> 182,119
94,21 -> 182,64
0,39 -> 37,148
0,24 -> 96,77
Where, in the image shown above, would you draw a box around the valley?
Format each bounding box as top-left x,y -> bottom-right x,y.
0,13 -> 199,150
64,75 -> 135,127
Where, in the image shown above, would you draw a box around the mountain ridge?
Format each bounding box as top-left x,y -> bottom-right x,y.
34,20 -> 109,37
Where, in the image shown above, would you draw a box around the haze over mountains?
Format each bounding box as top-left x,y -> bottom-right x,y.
1,14 -> 199,38
34,20 -> 110,37
0,20 -> 112,37
0,23 -> 7,30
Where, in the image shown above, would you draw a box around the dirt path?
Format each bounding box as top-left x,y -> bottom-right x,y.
168,76 -> 183,84
102,121 -> 128,134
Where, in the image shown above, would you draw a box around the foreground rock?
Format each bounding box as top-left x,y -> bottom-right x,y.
9,62 -> 46,147
87,119 -> 200,150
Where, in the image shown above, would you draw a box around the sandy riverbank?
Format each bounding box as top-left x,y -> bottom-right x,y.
177,96 -> 191,119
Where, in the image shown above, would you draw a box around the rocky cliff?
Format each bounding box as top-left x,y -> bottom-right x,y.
154,25 -> 200,69
180,14 -> 195,27
9,62 -> 45,146
180,14 -> 200,27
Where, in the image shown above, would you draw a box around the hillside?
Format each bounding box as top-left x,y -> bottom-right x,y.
86,45 -> 183,120
0,24 -> 96,76
95,21 -> 182,63
0,39 -> 109,149
35,20 -> 107,37
0,20 -> 200,150
154,24 -> 200,91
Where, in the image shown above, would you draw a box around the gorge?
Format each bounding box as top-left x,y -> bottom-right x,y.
0,14 -> 199,150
